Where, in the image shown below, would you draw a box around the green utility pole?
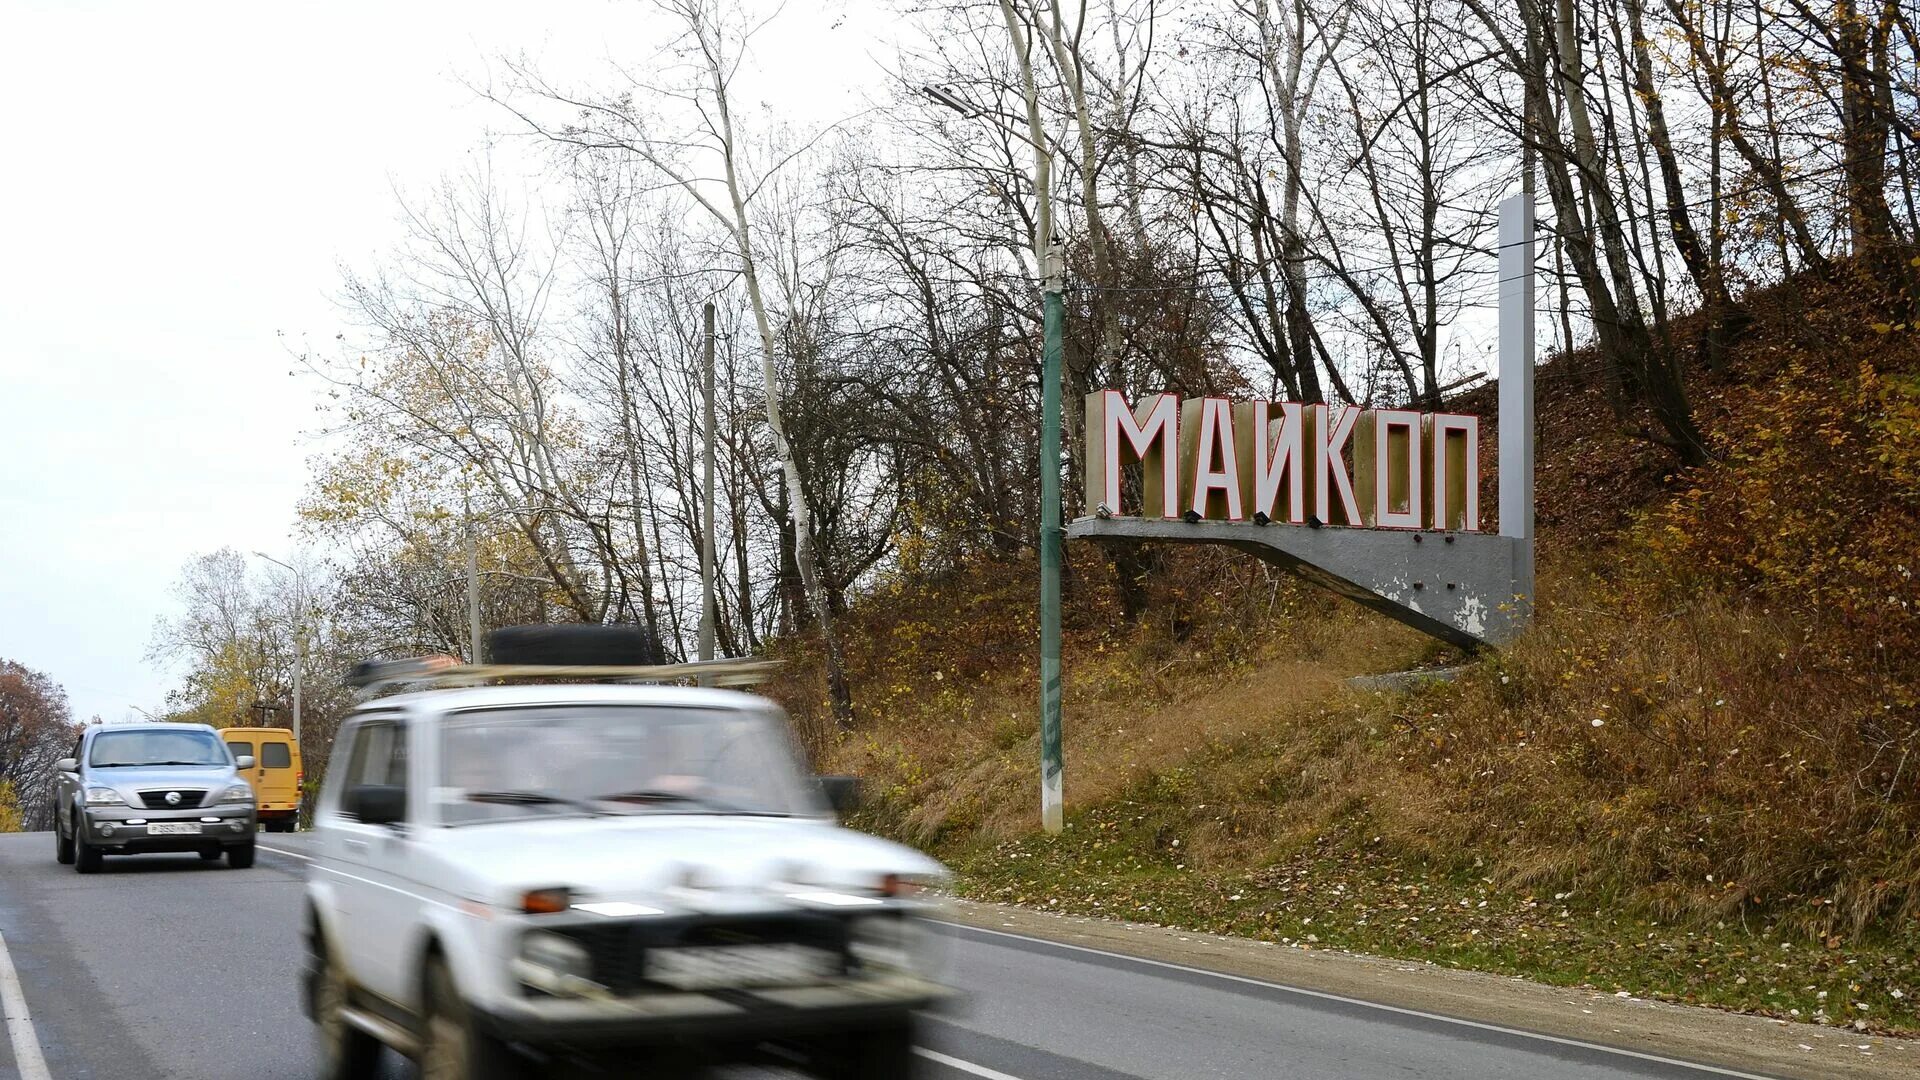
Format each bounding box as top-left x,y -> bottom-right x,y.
1039,271 -> 1065,835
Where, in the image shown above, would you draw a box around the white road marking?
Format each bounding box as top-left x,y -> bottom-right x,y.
258,844 -> 311,861
914,1047 -> 1026,1080
0,929 -> 54,1080
942,922 -> 1785,1080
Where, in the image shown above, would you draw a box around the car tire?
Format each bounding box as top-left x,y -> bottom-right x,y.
312,942 -> 383,1080
74,834 -> 103,875
420,956 -> 526,1080
815,1020 -> 919,1080
55,819 -> 74,865
228,841 -> 256,869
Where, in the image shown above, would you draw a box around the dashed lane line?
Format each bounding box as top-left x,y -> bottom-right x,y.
0,929 -> 54,1080
914,1048 -> 1026,1079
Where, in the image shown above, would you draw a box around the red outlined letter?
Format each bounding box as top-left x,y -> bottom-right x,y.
1430,413 -> 1480,532
1372,409 -> 1425,530
1186,398 -> 1243,520
1313,403 -> 1362,526
1251,401 -> 1307,523
1095,390 -> 1180,519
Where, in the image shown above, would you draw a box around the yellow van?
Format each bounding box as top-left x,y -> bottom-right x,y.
222,726 -> 303,832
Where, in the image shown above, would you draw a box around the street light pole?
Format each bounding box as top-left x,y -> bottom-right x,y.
700,301 -> 718,663
252,552 -> 304,753
465,489 -> 483,664
1038,249 -> 1065,835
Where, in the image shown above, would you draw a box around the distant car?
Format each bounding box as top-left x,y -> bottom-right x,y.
52,722 -> 259,872
221,725 -> 303,831
304,635 -> 951,1080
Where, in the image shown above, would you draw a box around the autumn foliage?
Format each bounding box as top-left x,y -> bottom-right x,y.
764,263 -> 1920,1025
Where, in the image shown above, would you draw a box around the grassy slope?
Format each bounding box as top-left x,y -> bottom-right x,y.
769,269 -> 1920,1034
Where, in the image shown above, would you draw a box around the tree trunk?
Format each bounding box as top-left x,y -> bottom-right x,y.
705,37 -> 855,727
1622,0 -> 1745,366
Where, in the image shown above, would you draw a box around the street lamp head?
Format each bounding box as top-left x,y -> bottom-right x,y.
919,84 -> 979,119
253,550 -> 296,574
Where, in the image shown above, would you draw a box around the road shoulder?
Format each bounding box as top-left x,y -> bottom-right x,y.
939,897 -> 1914,1080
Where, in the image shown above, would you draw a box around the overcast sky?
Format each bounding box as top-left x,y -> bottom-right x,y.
0,0 -> 876,724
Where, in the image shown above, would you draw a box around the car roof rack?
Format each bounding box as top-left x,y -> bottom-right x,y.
347,654 -> 782,696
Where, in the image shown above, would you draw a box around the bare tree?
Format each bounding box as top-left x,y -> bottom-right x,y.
494,0 -> 857,723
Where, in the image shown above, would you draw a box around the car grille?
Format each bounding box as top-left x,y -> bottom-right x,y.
135,789 -> 209,810
554,913 -> 851,995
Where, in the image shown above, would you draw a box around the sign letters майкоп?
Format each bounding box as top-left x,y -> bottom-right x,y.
1085,390 -> 1481,532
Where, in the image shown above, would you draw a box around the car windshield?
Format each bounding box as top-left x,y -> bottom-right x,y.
434,704 -> 820,825
89,730 -> 229,767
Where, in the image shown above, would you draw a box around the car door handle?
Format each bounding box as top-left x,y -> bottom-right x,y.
343,839 -> 369,855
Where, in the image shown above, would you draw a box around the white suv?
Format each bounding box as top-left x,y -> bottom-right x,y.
302,670 -> 950,1080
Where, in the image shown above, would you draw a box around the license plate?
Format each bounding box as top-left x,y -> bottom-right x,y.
147,823 -> 201,836
648,945 -> 834,989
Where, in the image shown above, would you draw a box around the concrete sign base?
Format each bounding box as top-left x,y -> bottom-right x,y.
1066,516 -> 1529,649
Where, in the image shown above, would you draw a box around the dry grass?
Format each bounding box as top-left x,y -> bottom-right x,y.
759,262 -> 1920,1024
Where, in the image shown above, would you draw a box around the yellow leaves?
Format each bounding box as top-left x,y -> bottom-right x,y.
0,780 -> 23,833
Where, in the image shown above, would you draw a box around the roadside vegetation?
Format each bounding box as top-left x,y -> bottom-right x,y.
0,659 -> 80,833
774,272 -> 1920,1033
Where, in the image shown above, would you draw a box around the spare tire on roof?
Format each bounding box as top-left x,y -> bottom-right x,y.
485,624 -> 666,667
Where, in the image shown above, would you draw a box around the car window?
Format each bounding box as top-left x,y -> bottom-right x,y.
262,742 -> 292,769
226,741 -> 254,760
435,705 -> 818,825
338,721 -> 408,820
89,730 -> 228,767
345,724 -> 404,784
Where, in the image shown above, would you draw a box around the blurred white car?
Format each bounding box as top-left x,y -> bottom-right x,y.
302,647 -> 950,1080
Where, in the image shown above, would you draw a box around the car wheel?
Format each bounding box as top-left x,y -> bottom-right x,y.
814,1020 -> 919,1080
55,818 -> 74,865
312,942 -> 383,1080
420,956 -> 525,1080
74,834 -> 103,875
228,841 -> 256,869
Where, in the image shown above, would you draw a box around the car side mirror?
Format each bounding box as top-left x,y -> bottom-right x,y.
344,784 -> 407,826
818,775 -> 861,815
56,758 -> 78,773
235,755 -> 256,771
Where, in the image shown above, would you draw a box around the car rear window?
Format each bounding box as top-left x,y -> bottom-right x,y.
226,741 -> 254,760
262,742 -> 292,768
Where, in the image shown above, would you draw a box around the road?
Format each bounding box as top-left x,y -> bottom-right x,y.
0,832 -> 1794,1080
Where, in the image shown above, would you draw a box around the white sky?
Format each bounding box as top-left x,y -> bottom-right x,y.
0,0 -> 877,723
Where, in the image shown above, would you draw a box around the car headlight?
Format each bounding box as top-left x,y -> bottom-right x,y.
850,914 -> 929,975
513,931 -> 601,996
83,785 -> 125,806
219,784 -> 255,803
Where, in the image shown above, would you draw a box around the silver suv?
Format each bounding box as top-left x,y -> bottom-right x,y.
53,722 -> 259,872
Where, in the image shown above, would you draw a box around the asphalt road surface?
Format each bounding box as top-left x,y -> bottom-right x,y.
0,832 -> 1783,1080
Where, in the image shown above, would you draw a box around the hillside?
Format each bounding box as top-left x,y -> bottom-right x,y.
766,268 -> 1920,1033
